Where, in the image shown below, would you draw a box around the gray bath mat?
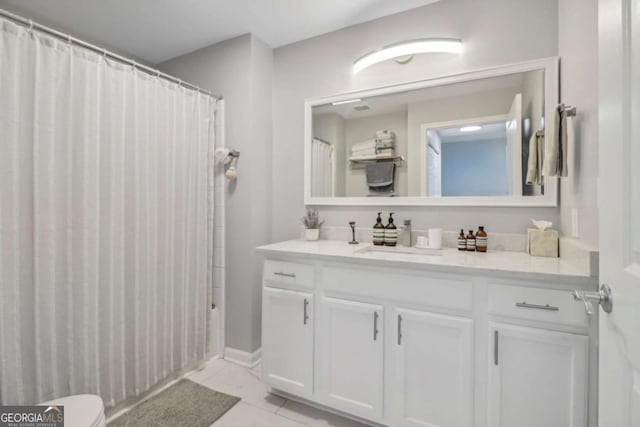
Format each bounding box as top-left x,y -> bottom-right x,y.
109,379 -> 240,426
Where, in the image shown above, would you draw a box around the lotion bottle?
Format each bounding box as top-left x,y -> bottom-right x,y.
373,212 -> 385,246
476,226 -> 488,252
466,230 -> 476,251
457,229 -> 467,251
384,213 -> 398,246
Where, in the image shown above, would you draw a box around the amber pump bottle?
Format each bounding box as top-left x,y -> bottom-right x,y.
457,229 -> 467,251
373,212 -> 385,246
466,230 -> 476,251
476,226 -> 488,252
384,213 -> 398,246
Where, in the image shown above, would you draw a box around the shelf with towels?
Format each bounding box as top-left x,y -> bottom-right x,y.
348,155 -> 405,164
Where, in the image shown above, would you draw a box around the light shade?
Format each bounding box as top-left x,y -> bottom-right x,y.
353,38 -> 462,75
332,98 -> 361,106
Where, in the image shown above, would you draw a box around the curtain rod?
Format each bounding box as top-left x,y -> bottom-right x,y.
0,8 -> 223,100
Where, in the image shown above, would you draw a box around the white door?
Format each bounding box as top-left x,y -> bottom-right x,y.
505,93 -> 523,196
595,0 -> 640,424
393,308 -> 474,427
488,323 -> 588,427
319,297 -> 384,419
262,287 -> 314,396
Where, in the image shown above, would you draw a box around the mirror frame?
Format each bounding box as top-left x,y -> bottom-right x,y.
304,57 -> 559,207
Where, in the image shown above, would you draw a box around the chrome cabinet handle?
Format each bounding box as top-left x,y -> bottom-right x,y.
373,312 -> 379,341
303,299 -> 309,325
494,330 -> 499,366
572,284 -> 613,315
515,302 -> 559,311
397,314 -> 403,345
274,272 -> 296,278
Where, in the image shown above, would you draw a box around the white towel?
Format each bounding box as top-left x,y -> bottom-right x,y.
375,130 -> 395,138
351,139 -> 376,151
543,106 -> 570,177
351,149 -> 376,157
526,132 -> 544,185
375,141 -> 395,149
376,148 -> 394,158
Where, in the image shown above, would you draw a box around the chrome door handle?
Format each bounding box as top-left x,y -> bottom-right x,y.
397,314 -> 403,345
373,312 -> 379,341
515,302 -> 559,311
274,272 -> 296,278
303,299 -> 309,324
494,330 -> 499,366
572,284 -> 613,315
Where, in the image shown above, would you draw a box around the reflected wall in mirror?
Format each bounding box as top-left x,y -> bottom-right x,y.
305,58 -> 558,206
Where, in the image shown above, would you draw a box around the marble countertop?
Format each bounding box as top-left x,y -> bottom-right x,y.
256,240 -> 597,284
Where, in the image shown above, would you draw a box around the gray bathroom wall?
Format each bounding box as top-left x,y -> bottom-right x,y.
158,0 -> 598,354
159,34 -> 273,353
558,0 -> 599,248
271,0 -> 561,243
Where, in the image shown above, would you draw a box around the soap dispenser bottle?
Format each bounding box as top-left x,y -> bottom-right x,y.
373,212 -> 385,246
384,213 -> 398,246
476,226 -> 488,252
466,230 -> 476,251
457,229 -> 467,251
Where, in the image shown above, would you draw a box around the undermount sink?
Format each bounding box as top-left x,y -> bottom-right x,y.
355,245 -> 443,260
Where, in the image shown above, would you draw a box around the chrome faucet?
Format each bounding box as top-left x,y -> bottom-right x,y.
400,219 -> 412,247
348,221 -> 359,245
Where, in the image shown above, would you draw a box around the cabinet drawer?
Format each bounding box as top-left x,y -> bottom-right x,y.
488,284 -> 588,328
324,266 -> 473,313
264,260 -> 314,288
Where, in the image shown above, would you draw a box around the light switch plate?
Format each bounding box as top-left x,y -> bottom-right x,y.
571,208 -> 579,238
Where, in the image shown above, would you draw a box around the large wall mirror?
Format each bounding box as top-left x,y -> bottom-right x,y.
304,58 -> 559,206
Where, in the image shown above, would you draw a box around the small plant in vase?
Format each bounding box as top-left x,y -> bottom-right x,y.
302,209 -> 324,241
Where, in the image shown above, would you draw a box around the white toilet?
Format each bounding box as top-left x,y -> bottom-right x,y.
41,394 -> 106,427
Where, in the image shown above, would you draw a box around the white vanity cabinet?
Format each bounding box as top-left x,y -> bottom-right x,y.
392,308 -> 474,427
318,297 -> 384,419
262,286 -> 314,396
487,323 -> 589,427
258,242 -> 597,427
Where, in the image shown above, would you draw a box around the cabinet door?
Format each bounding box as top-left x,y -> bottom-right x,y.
320,297 -> 384,419
488,323 -> 588,427
262,287 -> 314,396
393,308 -> 474,427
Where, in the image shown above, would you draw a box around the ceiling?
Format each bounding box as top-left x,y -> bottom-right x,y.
435,122 -> 507,144
0,0 -> 441,64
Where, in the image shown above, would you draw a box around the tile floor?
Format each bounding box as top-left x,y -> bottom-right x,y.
185,357 -> 370,427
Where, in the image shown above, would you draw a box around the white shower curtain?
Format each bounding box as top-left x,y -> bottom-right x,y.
311,138 -> 335,197
0,18 -> 215,406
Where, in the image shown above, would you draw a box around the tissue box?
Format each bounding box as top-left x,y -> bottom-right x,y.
527,229 -> 559,257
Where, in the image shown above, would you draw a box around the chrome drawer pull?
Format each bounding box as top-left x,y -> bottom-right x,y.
303,299 -> 309,325
494,330 -> 499,366
373,312 -> 379,341
274,271 -> 296,278
515,302 -> 559,311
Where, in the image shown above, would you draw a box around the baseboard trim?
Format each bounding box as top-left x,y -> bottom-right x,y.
224,346 -> 262,368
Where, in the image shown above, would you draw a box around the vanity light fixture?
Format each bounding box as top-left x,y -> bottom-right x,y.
332,98 -> 361,106
353,38 -> 462,75
460,125 -> 482,132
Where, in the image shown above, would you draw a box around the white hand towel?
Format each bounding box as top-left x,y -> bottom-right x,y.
526,132 -> 544,185
351,149 -> 376,157
544,106 -> 570,177
351,139 -> 376,151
